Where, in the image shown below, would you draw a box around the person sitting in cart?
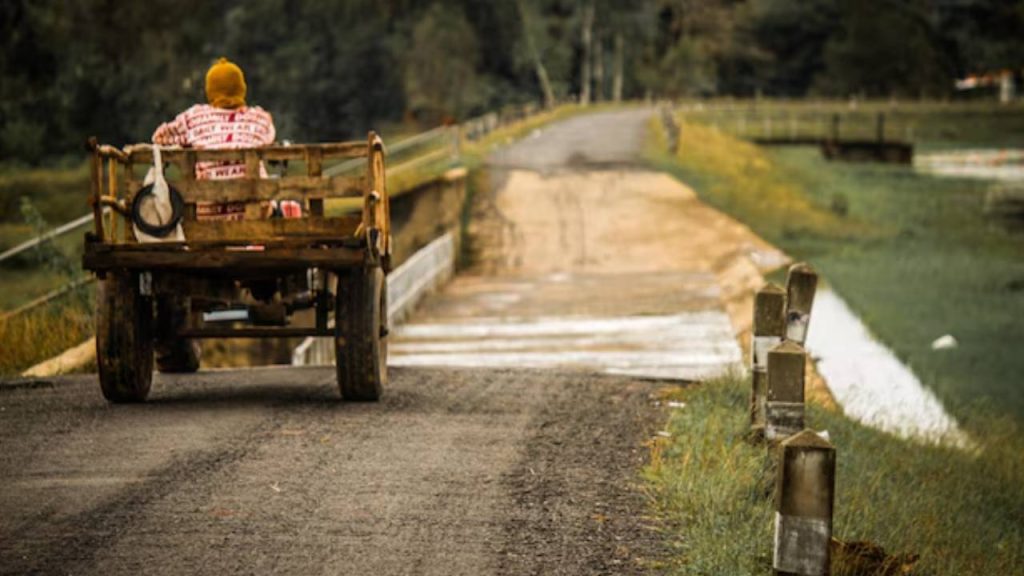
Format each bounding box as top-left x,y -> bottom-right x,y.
151,57 -> 299,219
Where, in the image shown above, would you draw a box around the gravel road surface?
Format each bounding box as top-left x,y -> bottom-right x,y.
0,368 -> 666,575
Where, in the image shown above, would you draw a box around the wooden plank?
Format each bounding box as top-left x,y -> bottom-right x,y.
107,159 -> 119,241
181,216 -> 361,243
125,142 -> 368,164
305,148 -> 323,177
128,175 -> 365,204
89,149 -> 105,241
306,148 -> 325,216
183,151 -> 197,179
244,151 -> 260,177
83,245 -> 365,271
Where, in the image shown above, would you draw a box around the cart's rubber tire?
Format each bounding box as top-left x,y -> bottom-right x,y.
155,296 -> 200,373
96,272 -> 154,403
335,267 -> 386,401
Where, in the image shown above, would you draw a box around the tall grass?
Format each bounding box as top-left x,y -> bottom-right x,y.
646,376 -> 1024,575
0,293 -> 94,376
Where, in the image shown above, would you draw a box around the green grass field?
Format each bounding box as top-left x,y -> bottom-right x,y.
646,375 -> 1023,575
648,105 -> 1024,425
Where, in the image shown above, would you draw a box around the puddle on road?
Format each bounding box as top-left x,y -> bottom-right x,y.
806,288 -> 969,447
914,148 -> 1024,181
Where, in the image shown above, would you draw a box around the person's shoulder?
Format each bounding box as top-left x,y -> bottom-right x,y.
177,103 -> 218,119
184,103 -> 213,114
244,105 -> 273,118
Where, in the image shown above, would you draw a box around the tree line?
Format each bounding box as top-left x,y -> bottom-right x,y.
1,0 -> 1021,164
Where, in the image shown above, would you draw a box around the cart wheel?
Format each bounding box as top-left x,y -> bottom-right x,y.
96,272 -> 154,403
155,296 -> 200,373
335,267 -> 386,401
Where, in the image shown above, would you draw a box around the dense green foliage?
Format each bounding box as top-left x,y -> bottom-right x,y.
2,0 -> 1022,164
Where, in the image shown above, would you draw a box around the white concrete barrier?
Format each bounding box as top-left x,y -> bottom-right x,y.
292,231 -> 456,366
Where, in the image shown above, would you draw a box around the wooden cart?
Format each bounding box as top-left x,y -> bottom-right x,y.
83,134 -> 391,403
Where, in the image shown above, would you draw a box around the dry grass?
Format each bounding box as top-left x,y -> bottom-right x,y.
0,293 -> 94,376
647,116 -> 873,246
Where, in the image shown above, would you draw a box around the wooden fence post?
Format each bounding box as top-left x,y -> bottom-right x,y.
876,112 -> 886,143
830,114 -> 840,142
774,430 -> 836,576
785,263 -> 818,346
766,341 -> 806,441
752,283 -> 786,435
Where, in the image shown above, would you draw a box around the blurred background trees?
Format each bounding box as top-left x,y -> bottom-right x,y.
1,0 -> 1021,164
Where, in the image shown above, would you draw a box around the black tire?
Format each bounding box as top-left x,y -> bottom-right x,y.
155,296 -> 201,373
96,272 -> 154,403
335,267 -> 387,401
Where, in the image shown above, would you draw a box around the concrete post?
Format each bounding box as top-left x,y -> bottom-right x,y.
766,341 -> 806,441
785,263 -> 818,346
773,430 -> 836,576
752,282 -> 786,434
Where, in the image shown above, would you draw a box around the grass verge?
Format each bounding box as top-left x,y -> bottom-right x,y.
646,375 -> 1024,575
0,290 -> 94,376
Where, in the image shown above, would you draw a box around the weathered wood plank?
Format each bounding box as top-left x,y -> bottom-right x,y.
181,216 -> 361,243
89,149 -> 105,241
83,244 -> 365,271
124,142 -> 368,164
128,175 -> 365,204
244,151 -> 260,178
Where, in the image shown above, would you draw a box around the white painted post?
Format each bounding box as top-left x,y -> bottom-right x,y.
752,282 -> 786,435
785,263 -> 818,346
773,430 -> 836,576
766,341 -> 806,441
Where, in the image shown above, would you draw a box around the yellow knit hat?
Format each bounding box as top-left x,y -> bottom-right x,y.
205,57 -> 247,109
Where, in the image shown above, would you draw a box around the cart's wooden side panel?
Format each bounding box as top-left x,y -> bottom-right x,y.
125,175 -> 366,205
87,139 -> 377,254
180,216 -> 361,243
84,244 -> 364,271
122,141 -> 368,165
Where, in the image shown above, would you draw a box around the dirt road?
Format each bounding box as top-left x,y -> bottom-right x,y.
392,108 -> 783,380
0,108 -> 782,574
